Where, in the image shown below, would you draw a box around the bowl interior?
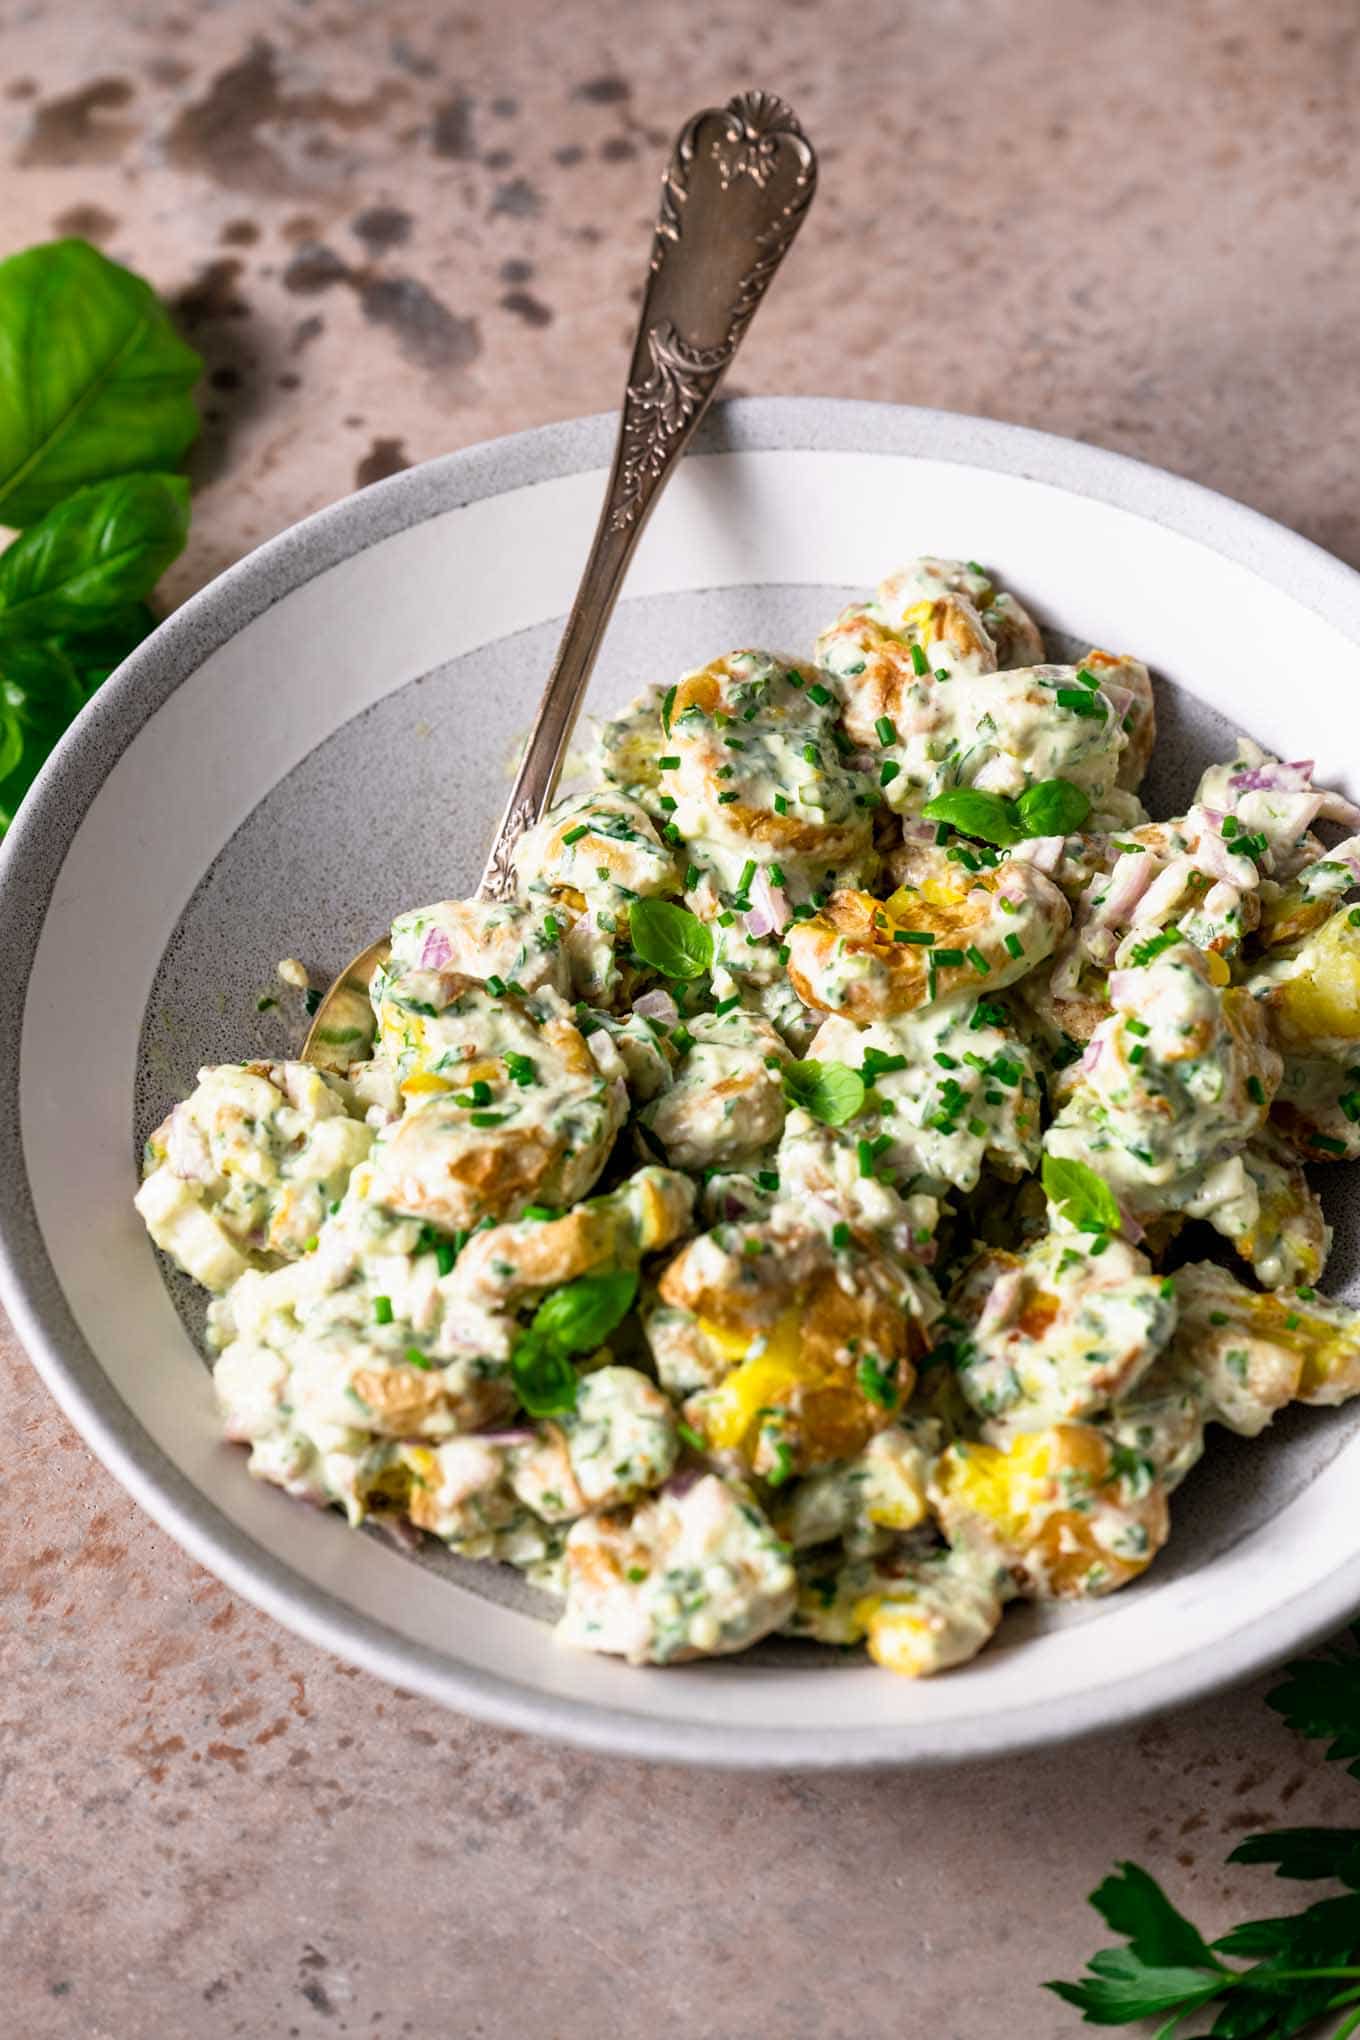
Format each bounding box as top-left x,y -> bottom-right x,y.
8,401 -> 1360,1763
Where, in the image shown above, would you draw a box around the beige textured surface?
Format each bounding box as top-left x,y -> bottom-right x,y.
2,1 -> 1358,2033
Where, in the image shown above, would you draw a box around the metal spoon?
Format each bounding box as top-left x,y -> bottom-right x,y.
303,90 -> 816,1069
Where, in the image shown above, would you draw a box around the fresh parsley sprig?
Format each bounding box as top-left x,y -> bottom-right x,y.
1048,1624 -> 1360,2036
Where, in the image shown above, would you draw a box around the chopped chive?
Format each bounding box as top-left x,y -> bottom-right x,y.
802,743 -> 820,767
897,929 -> 935,947
857,1138 -> 876,1177
504,1052 -> 538,1086
676,1422 -> 705,1453
966,945 -> 990,974
1074,666 -> 1099,690
714,994 -> 740,1016
486,974 -> 506,996
773,793 -> 788,815
658,755 -> 680,771
405,1347 -> 432,1371
1128,1045 -> 1145,1064
661,683 -> 677,733
910,643 -> 929,676
875,715 -> 896,746
1311,1133 -> 1348,1154
934,1052 -> 958,1070
1125,1017 -> 1150,1037
469,1110 -> 510,1127
777,943 -> 790,965
880,761 -> 901,788
831,1220 -> 851,1249
1057,688 -> 1106,717
1004,932 -> 1024,959
737,859 -> 757,895
1246,1075 -> 1265,1104
933,947 -> 965,967
807,681 -> 832,706
373,1296 -> 393,1325
718,792 -> 738,805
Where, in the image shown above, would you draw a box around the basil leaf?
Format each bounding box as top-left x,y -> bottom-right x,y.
0,239 -> 202,527
920,787 -> 1024,847
783,1059 -> 866,1127
1041,1153 -> 1123,1234
0,653 -> 87,832
532,1267 -> 638,1356
509,1331 -> 579,1419
0,473 -> 189,644
1015,776 -> 1090,838
628,897 -> 713,979
0,605 -> 157,834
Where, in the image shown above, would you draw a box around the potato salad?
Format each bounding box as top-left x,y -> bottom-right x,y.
137,556 -> 1360,1682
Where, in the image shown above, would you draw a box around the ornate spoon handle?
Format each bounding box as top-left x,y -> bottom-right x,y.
476,90 -> 816,900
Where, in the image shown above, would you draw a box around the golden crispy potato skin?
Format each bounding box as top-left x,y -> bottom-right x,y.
785,861 -> 1068,1022
933,1424 -> 1170,1599
656,1221 -> 930,1477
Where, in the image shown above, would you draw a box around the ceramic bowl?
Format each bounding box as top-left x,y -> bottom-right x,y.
4,396 -> 1360,1767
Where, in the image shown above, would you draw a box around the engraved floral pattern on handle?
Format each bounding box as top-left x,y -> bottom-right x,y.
611,91 -> 816,532
480,793 -> 541,903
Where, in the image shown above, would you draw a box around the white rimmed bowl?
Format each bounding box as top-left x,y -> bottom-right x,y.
3,396 -> 1360,1768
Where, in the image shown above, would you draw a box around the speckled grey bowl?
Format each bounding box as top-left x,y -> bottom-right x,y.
4,397 -> 1360,1767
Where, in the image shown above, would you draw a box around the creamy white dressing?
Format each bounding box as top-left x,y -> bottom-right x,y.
135,554 -> 1360,1683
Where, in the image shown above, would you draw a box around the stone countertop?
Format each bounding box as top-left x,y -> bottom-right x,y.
2,2 -> 1357,2033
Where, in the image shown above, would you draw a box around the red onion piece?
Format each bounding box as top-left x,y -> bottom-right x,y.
1010,834 -> 1066,876
633,988 -> 679,1026
420,928 -> 453,970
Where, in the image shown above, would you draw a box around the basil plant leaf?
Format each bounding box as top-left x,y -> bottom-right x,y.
628,897 -> 714,980
509,1332 -> 579,1419
0,239 -> 202,526
783,1058 -> 866,1127
532,1267 -> 639,1357
0,605 -> 158,835
0,473 -> 190,644
920,787 -> 1024,847
0,654 -> 88,833
1015,776 -> 1091,838
1041,1152 -> 1123,1234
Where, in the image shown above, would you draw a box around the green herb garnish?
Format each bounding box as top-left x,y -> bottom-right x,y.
1041,1153 -> 1122,1235
628,897 -> 714,979
783,1059 -> 867,1127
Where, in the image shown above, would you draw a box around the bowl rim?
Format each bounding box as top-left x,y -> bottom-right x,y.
3,392 -> 1360,1769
